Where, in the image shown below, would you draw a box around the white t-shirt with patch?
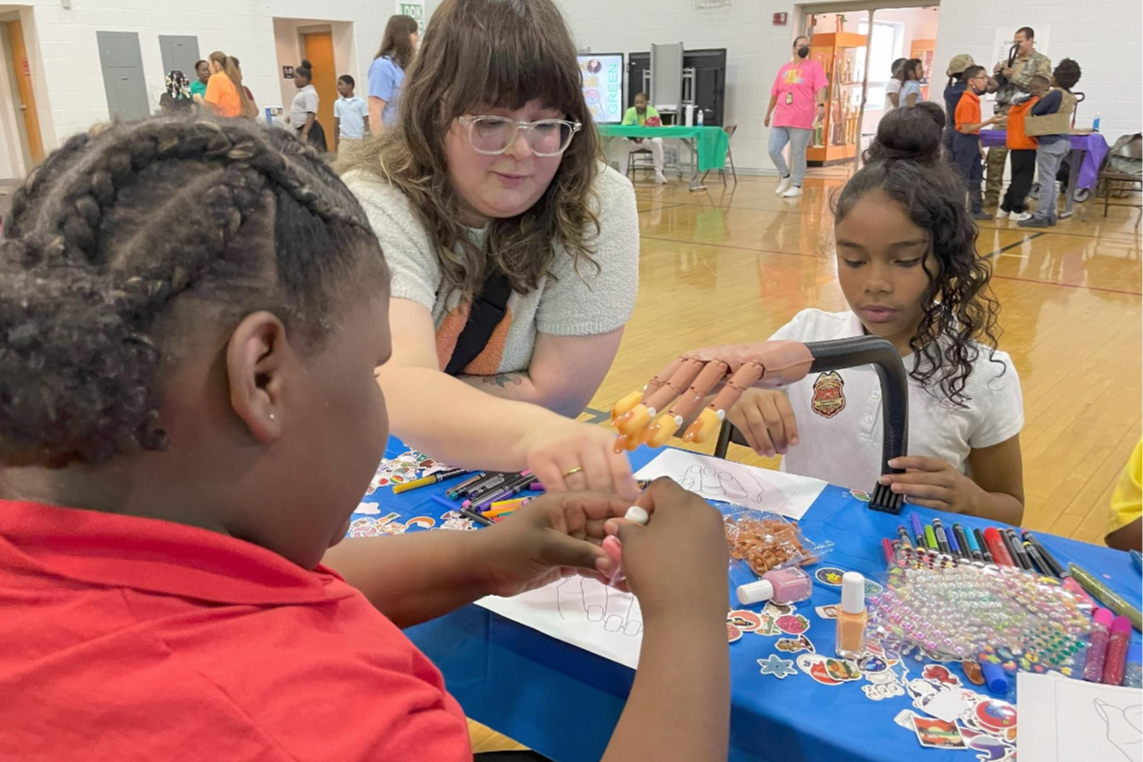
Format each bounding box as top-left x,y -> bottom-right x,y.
769,309 -> 1024,492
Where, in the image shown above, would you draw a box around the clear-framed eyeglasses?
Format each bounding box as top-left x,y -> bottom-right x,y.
458,115 -> 582,157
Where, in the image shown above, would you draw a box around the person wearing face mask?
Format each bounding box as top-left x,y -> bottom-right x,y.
953,65 -> 1004,220
342,0 -> 641,500
765,36 -> 828,199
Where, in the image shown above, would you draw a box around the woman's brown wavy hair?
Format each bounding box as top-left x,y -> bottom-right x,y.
344,0 -> 601,300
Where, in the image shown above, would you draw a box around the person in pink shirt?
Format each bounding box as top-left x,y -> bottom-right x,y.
765,36 -> 828,199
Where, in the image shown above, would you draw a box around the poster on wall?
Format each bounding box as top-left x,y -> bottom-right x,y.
990,25 -> 1050,75
397,0 -> 426,32
577,54 -> 624,124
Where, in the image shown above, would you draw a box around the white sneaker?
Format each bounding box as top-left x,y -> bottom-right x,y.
995,209 -> 1009,219
775,176 -> 793,195
781,186 -> 803,199
1013,212 -> 1033,222
654,171 -> 668,185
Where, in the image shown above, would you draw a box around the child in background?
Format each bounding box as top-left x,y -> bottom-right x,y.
720,108 -> 1026,524
952,65 -> 1003,220
1019,58 -> 1083,228
333,74 -> 369,159
0,118 -> 731,762
997,75 -> 1046,222
1106,439 -> 1142,552
941,54 -> 975,156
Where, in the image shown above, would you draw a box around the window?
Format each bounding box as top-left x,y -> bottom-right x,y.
856,20 -> 903,109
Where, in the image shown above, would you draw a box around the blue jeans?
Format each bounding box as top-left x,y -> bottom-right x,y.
951,133 -> 984,213
769,126 -> 813,186
1033,139 -> 1069,221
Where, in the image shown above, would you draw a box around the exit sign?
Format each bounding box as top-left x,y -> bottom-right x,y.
773,12 -> 788,25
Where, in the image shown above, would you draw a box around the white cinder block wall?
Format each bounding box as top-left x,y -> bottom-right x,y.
3,0 -> 1140,178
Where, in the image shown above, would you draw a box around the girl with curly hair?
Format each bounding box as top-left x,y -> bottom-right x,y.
723,107 -> 1024,523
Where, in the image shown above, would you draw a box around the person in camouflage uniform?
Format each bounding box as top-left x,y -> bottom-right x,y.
984,26 -> 1052,207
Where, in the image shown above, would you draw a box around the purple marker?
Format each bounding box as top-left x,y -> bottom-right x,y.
911,513 -> 925,547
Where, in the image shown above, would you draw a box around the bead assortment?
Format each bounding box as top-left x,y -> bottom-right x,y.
865,546 -> 1092,674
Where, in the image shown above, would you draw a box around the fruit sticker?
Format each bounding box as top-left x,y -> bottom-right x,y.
775,614 -> 811,636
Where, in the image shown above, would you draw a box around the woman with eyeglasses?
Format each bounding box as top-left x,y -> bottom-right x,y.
343,0 -> 641,501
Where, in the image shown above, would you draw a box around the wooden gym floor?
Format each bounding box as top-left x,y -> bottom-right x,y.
474,170 -> 1142,753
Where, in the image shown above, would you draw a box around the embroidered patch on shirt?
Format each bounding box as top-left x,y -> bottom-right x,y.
811,371 -> 846,418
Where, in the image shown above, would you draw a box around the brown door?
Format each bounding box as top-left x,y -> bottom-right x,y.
302,32 -> 336,147
5,20 -> 44,163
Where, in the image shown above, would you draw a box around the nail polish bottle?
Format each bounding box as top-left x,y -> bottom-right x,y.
736,567 -> 813,606
835,571 -> 867,659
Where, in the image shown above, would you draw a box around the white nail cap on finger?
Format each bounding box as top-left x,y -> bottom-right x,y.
624,506 -> 650,525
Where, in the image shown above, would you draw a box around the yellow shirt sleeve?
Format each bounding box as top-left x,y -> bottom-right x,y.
621,107 -> 636,126
1109,438 -> 1143,533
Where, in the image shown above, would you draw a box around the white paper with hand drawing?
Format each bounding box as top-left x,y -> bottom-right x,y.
634,449 -> 826,520
476,577 -> 644,668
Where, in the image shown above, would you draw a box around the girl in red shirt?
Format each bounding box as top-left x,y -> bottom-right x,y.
0,111 -> 728,762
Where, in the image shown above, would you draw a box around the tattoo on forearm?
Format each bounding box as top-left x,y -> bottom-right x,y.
481,373 -> 524,388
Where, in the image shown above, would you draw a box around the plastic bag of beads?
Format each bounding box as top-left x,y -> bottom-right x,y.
724,509 -> 833,577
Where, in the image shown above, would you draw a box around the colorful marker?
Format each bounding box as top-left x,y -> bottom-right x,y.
882,538 -> 896,565
1131,550 -> 1142,574
911,514 -> 925,547
951,523 -> 972,560
983,527 -> 1014,566
472,473 -> 538,512
962,526 -> 984,561
946,525 -> 962,557
896,525 -> 913,550
392,468 -> 470,494
973,528 -> 993,563
924,524 -> 938,550
933,520 -> 951,555
459,507 -> 494,527
1001,529 -> 1030,570
1021,531 -> 1065,577
1023,541 -> 1055,578
446,473 -> 488,499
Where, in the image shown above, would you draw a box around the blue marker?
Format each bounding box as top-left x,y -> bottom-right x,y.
964,527 -> 982,558
1131,549 -> 1142,574
947,527 -> 961,557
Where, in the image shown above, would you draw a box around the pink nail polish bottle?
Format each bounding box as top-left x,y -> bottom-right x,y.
736,566 -> 813,605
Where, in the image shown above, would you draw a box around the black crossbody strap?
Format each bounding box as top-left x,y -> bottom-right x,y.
444,271 -> 513,376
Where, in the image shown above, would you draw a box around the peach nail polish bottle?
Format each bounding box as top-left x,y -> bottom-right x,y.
835,571 -> 867,659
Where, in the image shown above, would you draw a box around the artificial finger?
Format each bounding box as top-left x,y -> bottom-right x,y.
683,361 -> 762,444
611,357 -> 683,422
617,358 -> 710,436
625,359 -> 729,447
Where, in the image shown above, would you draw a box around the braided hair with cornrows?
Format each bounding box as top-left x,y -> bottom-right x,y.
0,117 -> 387,468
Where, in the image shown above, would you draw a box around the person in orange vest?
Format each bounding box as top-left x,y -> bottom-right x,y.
997,75 -> 1046,222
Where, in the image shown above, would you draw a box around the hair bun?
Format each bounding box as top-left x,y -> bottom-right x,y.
865,105 -> 944,165
300,59 -> 313,69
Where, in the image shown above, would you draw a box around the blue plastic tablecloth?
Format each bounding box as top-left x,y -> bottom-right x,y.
355,437 -> 1142,762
